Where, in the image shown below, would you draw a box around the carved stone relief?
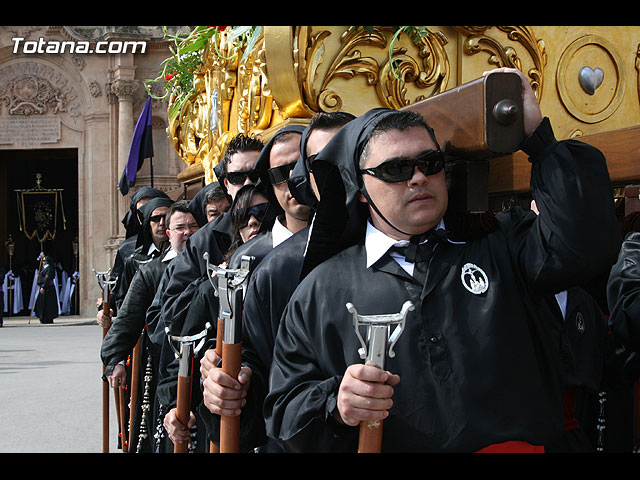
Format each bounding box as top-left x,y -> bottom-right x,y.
0,61 -> 83,146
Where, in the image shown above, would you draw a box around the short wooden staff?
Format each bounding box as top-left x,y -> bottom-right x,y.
347,301 -> 414,453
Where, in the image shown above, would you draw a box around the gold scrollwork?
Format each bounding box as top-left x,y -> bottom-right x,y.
298,26 -> 450,113
635,44 -> 640,114
171,28 -> 275,183
455,26 -> 547,100
171,26 -> 453,182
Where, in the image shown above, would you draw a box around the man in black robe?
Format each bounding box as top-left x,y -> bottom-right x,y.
194,112 -> 355,452
606,224 -> 640,452
108,187 -> 170,309
100,200 -> 199,452
160,124 -> 312,450
35,255 -> 58,324
97,196 -> 173,450
160,134 -> 264,338
188,181 -> 230,227
264,68 -> 621,452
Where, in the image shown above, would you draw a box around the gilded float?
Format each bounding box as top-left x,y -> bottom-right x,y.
166,26 -> 640,206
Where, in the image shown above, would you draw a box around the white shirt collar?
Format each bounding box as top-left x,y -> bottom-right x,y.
364,218 -> 446,274
272,215 -> 294,248
162,247 -> 178,263
147,242 -> 160,256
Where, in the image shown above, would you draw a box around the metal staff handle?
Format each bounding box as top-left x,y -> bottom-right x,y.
166,323 -> 211,453
204,252 -> 254,453
346,300 -> 414,453
93,268 -> 118,453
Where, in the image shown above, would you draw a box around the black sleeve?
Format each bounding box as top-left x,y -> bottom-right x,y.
519,117 -> 621,294
607,232 -> 640,353
101,269 -> 152,375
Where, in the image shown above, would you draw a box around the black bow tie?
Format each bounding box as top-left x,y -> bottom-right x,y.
388,229 -> 448,284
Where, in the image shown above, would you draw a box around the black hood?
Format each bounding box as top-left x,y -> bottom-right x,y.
121,187 -> 170,239
297,108 -> 454,280
213,161 -> 227,196
288,112 -> 357,211
188,181 -> 228,227
253,124 -> 306,231
135,196 -> 174,250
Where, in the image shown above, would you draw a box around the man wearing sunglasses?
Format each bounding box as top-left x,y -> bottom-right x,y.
159,134 -> 264,339
161,126 -> 308,450
102,200 -> 200,452
222,135 -> 263,199
198,112 -> 354,453
265,68 -> 621,452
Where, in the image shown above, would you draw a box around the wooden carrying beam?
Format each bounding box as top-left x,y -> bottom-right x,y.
403,71 -> 525,159
488,124 -> 640,194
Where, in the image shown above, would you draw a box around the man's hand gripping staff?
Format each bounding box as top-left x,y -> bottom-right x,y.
204,253 -> 254,453
166,322 -> 211,453
93,268 -> 118,453
342,301 -> 414,453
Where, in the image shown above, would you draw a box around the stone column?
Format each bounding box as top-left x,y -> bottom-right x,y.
110,78 -> 139,231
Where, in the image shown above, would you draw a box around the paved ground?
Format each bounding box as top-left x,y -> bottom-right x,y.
0,315 -> 123,453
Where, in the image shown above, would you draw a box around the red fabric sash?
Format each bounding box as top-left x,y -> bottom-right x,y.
476,441 -> 545,453
563,388 -> 579,431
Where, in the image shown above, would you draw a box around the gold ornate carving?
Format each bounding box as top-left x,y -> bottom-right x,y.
636,44 -> 640,113
455,26 -> 547,100
171,26 -> 453,183
171,28 -> 275,183
297,26 -> 450,112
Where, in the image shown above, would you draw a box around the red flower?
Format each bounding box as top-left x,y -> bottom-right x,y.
165,72 -> 175,81
211,26 -> 227,31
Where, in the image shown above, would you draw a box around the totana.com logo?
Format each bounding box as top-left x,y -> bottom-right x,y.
12,37 -> 147,54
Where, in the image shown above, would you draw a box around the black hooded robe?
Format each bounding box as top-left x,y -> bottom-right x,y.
35,259 -> 58,324
264,110 -> 620,452
101,249 -> 173,453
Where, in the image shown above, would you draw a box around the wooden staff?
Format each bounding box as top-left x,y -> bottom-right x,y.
204,253 -> 254,453
219,314 -> 242,453
119,385 -> 129,452
166,324 -> 211,453
102,324 -> 110,453
209,318 -> 223,453
94,269 -> 117,453
347,301 -> 414,453
128,335 -> 142,450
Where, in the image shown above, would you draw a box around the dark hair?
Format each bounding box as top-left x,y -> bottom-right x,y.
222,133 -> 264,174
205,185 -> 227,203
224,184 -> 270,263
165,199 -> 193,229
359,110 -> 441,169
271,130 -> 302,148
308,111 -> 355,133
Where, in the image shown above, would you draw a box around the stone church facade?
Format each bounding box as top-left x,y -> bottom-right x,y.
0,26 -> 189,315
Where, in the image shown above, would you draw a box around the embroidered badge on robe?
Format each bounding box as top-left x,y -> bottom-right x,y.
576,312 -> 585,334
460,263 -> 489,295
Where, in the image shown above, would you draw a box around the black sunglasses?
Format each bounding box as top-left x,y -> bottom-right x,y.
236,202 -> 269,229
149,214 -> 165,223
226,169 -> 260,185
268,161 -> 296,185
359,150 -> 445,183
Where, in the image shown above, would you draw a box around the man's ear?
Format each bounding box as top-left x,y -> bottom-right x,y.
358,192 -> 368,204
